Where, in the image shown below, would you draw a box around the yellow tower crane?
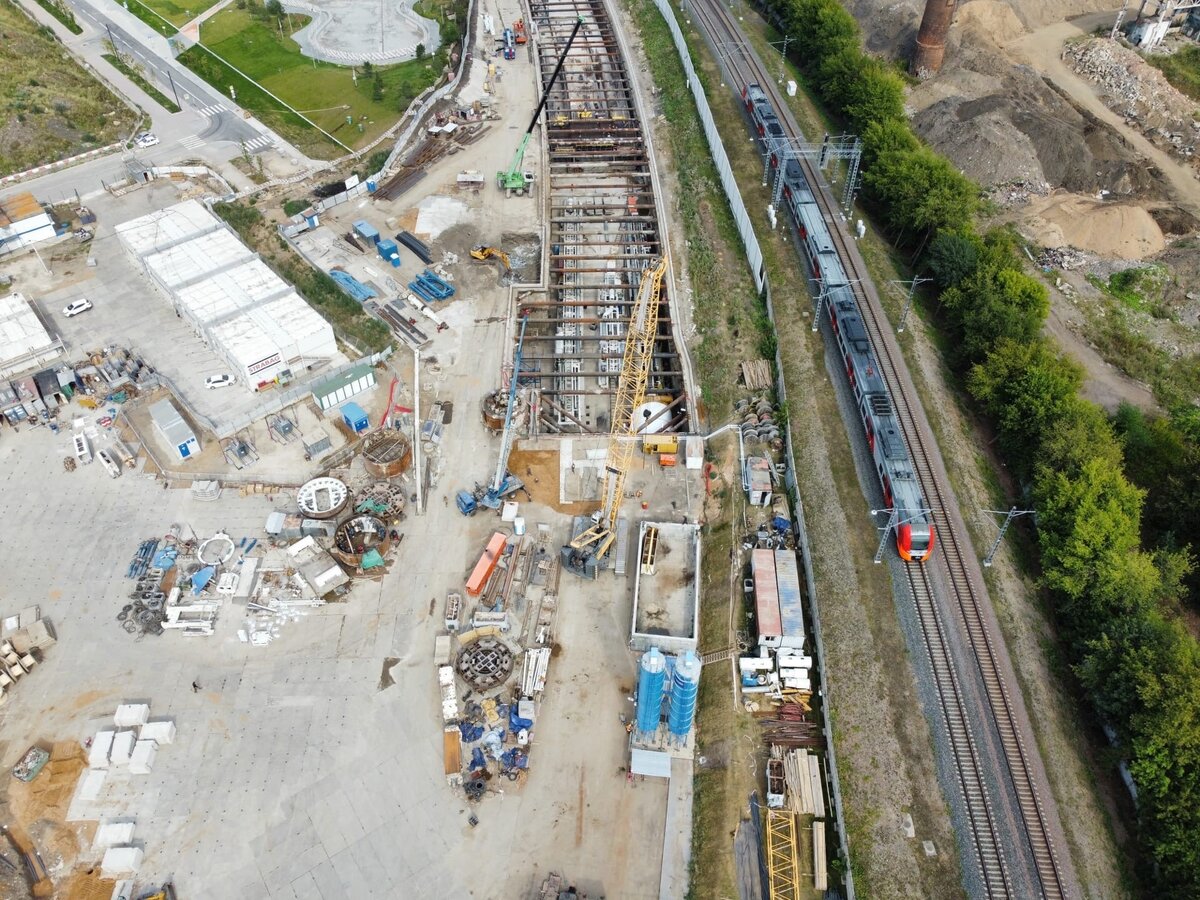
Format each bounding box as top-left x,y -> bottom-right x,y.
566,256 -> 668,570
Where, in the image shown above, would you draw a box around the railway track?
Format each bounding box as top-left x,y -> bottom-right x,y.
683,0 -> 1070,896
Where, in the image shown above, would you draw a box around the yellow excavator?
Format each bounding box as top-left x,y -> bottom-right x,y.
470,246 -> 512,281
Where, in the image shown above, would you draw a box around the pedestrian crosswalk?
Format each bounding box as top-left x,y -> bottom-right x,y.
242,135 -> 274,152
178,134 -> 206,150
196,103 -> 229,118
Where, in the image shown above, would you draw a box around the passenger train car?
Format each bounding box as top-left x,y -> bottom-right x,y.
741,83 -> 935,562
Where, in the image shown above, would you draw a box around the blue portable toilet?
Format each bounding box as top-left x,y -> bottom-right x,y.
341,401 -> 370,433
377,239 -> 401,268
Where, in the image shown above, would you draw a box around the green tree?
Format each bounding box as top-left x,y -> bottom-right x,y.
863,146 -> 977,249
372,73 -> 383,101
265,0 -> 282,15
861,116 -> 919,166
1037,398 -> 1124,479
939,264 -> 1047,367
361,60 -> 374,77
416,42 -> 426,60
967,339 -> 1081,477
1034,455 -> 1144,600
820,49 -> 905,133
925,230 -> 980,288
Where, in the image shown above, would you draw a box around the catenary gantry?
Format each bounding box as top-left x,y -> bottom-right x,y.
522,0 -> 690,434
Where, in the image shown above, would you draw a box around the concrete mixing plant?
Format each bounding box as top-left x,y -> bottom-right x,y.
636,647 -> 667,736
668,650 -> 701,742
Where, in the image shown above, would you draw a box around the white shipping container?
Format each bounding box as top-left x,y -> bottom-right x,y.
95,821 -> 136,848
89,730 -> 115,769
129,740 -> 157,775
113,704 -> 150,727
109,730 -> 135,765
100,846 -> 144,878
139,720 -> 177,745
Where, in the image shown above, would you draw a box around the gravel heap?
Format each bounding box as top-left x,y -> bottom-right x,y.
1065,38 -> 1199,164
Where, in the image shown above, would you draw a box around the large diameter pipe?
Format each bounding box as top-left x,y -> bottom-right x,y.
912,0 -> 958,78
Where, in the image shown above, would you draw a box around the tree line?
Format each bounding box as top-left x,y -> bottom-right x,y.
755,0 -> 1200,892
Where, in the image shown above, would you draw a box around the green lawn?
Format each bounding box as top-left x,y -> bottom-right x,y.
1145,44 -> 1200,103
114,0 -> 178,35
181,7 -> 447,157
135,0 -> 220,26
0,0 -> 134,176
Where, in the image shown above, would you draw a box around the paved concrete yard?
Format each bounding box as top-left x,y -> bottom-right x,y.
13,181 -> 349,439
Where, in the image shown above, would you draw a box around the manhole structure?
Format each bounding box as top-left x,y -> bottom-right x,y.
297,476 -> 350,519
362,432 -> 412,479
456,638 -> 515,691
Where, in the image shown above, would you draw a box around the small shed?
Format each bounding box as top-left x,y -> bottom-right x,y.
149,398 -> 199,460
745,456 -> 773,507
311,363 -> 376,411
341,402 -> 369,433
353,220 -> 381,244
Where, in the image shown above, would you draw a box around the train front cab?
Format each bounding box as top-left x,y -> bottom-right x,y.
897,521 -> 935,562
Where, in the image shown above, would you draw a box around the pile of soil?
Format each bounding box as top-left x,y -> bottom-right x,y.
1024,194 -> 1167,258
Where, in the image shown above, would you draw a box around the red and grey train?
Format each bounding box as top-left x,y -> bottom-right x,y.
741,83 -> 935,562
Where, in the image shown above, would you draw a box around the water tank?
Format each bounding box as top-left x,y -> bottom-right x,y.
668,650 -> 701,737
636,648 -> 667,734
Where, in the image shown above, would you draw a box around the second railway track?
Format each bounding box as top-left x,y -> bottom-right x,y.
682,0 -> 1073,896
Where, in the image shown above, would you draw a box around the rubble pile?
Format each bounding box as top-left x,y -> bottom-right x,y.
1036,246 -> 1089,271
1065,39 -> 1199,166
988,179 -> 1053,209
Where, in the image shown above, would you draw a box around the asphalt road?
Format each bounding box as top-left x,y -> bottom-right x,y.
8,0 -> 306,204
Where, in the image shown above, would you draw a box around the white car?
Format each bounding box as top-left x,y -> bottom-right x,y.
205,374 -> 233,389
134,132 -> 159,148
63,299 -> 93,318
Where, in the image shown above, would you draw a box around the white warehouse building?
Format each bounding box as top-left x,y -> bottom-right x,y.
116,200 -> 336,390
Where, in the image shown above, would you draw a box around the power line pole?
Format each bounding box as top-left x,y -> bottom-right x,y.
889,276 -> 932,333
982,507 -> 1035,567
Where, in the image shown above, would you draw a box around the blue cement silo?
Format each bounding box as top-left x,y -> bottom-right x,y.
668,650 -> 701,738
636,647 -> 667,735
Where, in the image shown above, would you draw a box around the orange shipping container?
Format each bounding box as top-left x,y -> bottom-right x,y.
659,453 -> 677,467
466,532 -> 508,596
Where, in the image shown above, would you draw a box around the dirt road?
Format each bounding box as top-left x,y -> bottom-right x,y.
1008,14 -> 1200,218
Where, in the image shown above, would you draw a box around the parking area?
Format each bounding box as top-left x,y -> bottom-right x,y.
10,182 -> 352,438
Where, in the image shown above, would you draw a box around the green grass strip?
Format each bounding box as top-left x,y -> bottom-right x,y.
33,0 -> 81,34
102,52 -> 181,112
113,0 -> 178,36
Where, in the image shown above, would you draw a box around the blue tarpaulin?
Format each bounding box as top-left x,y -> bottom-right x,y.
508,705 -> 534,734
470,747 -> 486,772
500,748 -> 529,770
459,722 -> 484,742
152,546 -> 178,569
191,565 -> 216,595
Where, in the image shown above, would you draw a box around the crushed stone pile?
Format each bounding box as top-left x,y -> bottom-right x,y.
1065,38 -> 1199,166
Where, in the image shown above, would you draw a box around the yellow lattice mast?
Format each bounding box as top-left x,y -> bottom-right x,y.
570,256 -> 668,561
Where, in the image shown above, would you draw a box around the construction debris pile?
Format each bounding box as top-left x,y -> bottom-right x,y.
762,743 -> 830,892
986,179 -> 1052,209
1066,38 -> 1200,165
120,527 -> 257,637
438,526 -> 561,801
0,605 -> 54,708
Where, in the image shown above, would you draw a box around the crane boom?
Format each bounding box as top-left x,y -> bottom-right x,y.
492,315 -> 528,493
569,257 -> 668,561
497,16 -> 585,194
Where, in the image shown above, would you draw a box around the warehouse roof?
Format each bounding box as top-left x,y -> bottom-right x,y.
174,259 -> 291,326
313,362 -> 374,399
144,230 -> 253,291
115,199 -> 220,258
0,192 -> 45,227
0,293 -> 57,368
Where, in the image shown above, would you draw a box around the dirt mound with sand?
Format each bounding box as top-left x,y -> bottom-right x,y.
1023,194 -> 1166,258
